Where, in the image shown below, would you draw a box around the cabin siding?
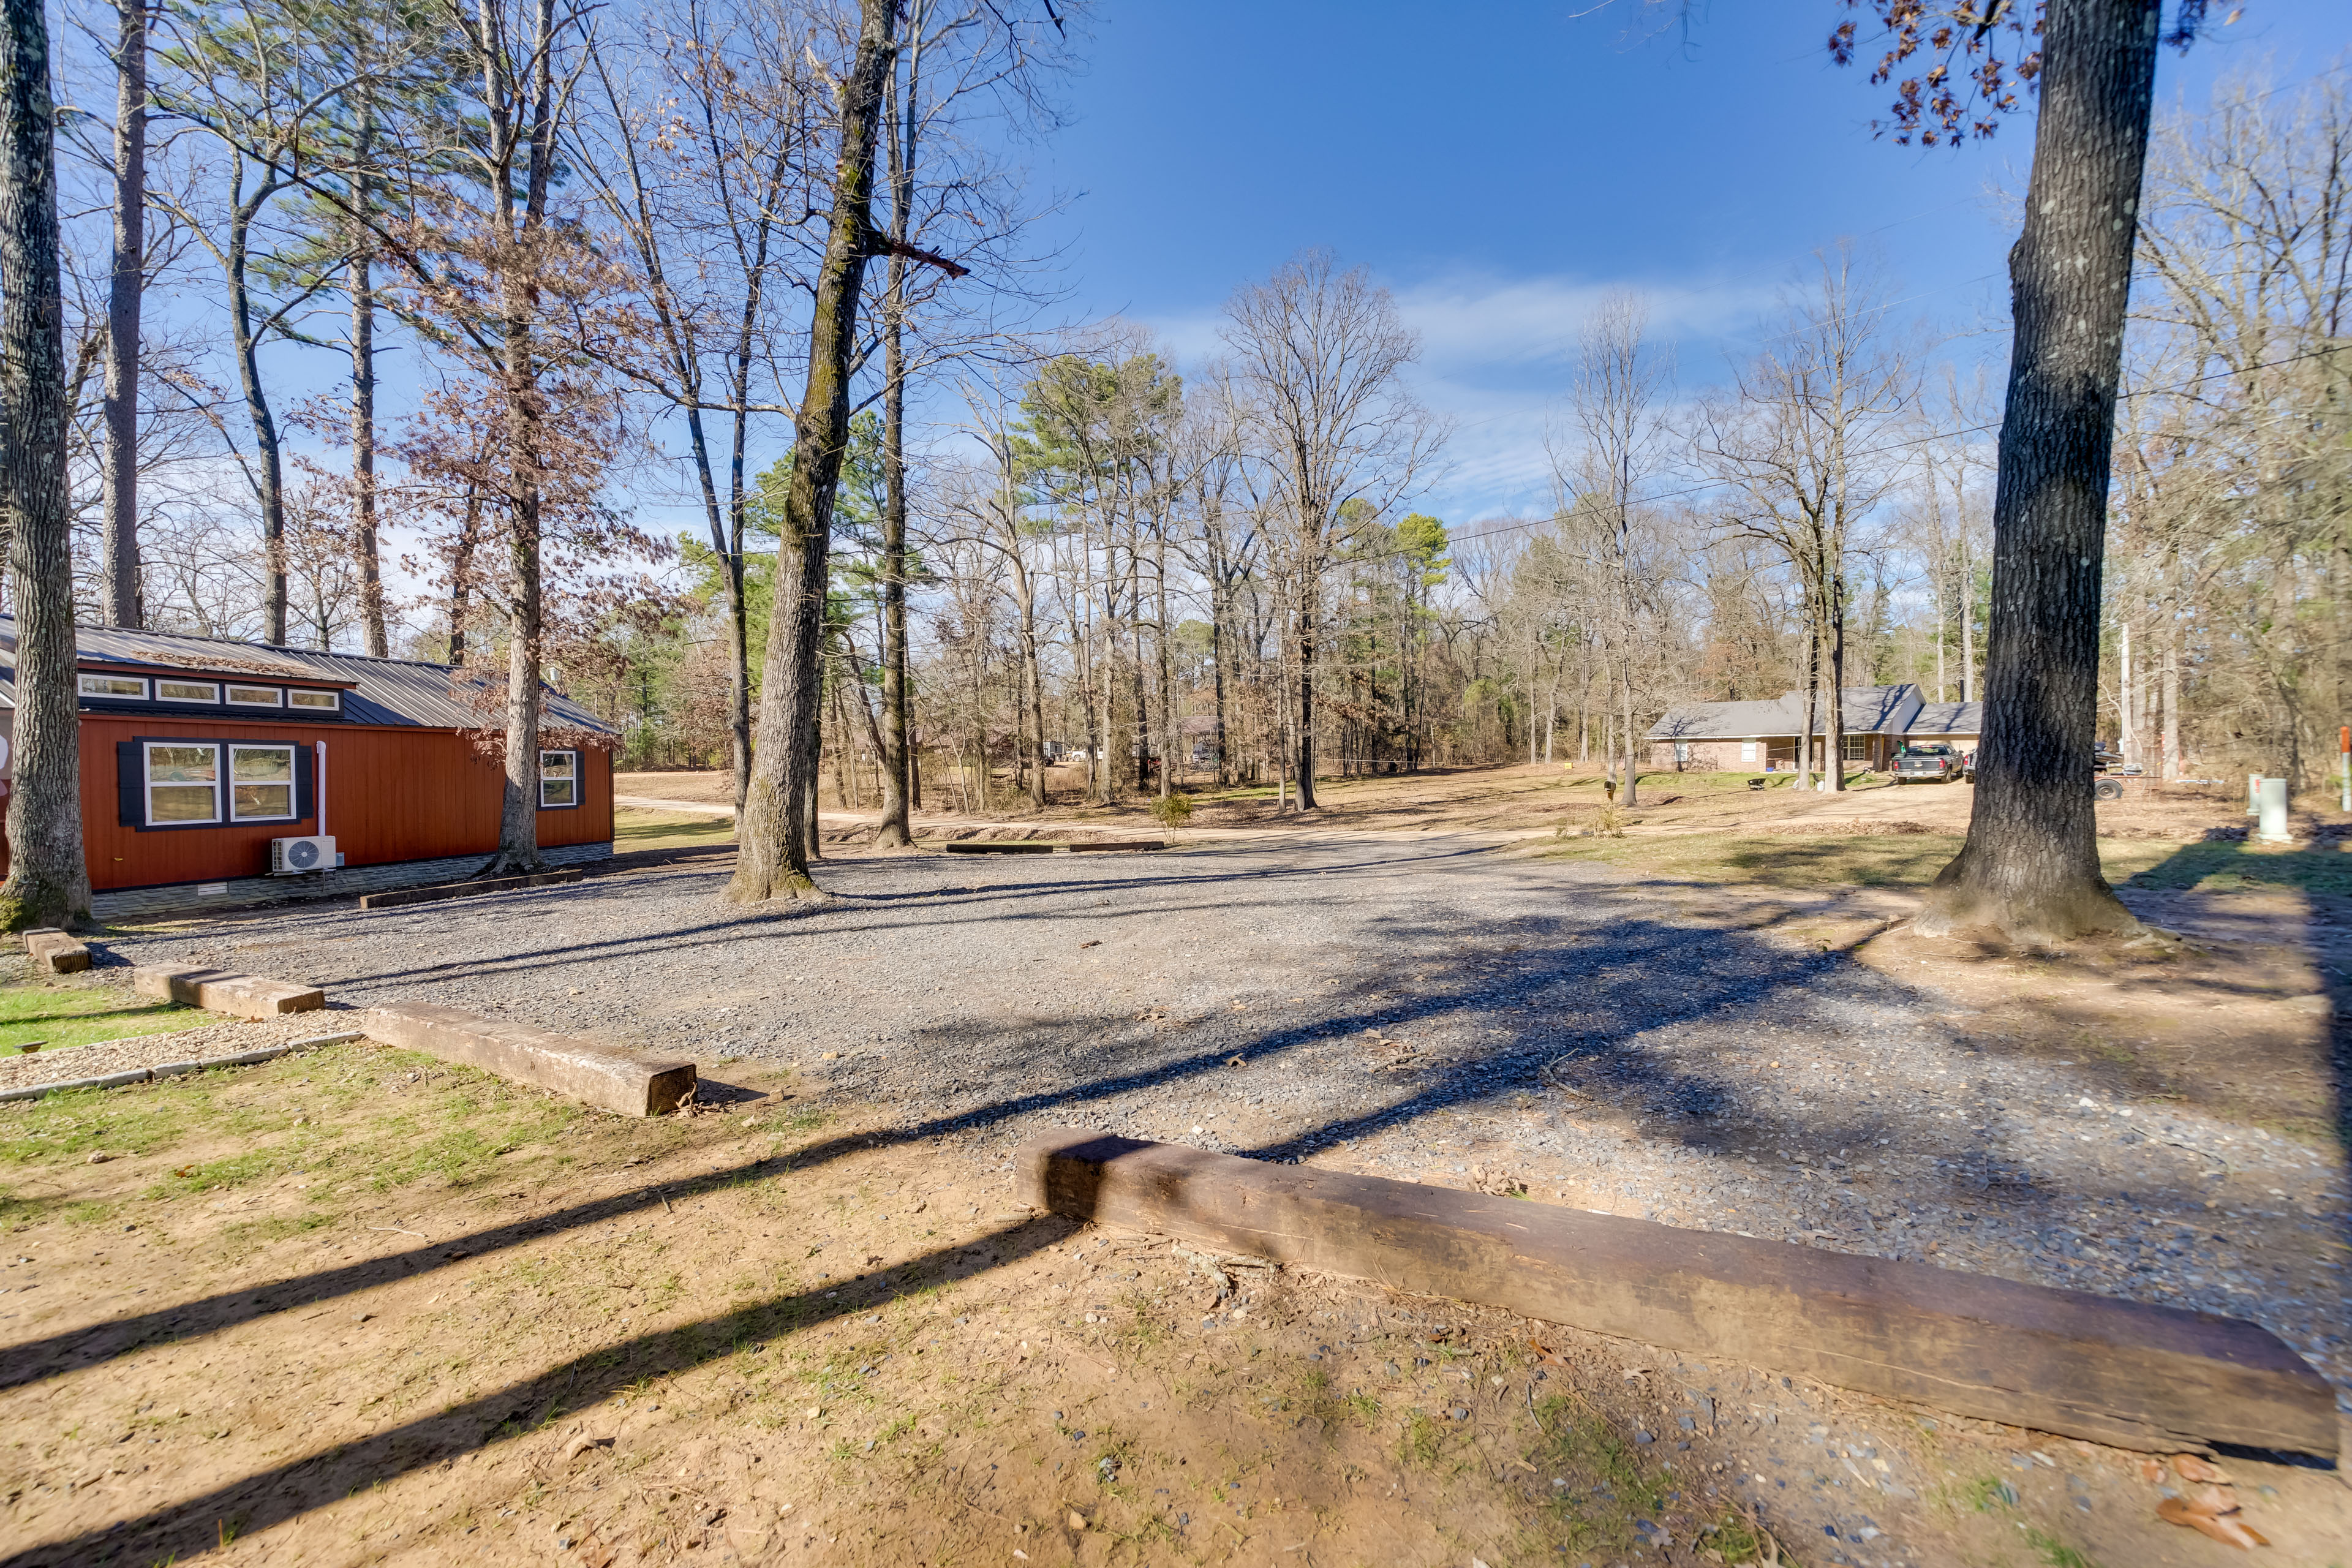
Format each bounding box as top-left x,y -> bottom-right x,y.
73,717 -> 612,891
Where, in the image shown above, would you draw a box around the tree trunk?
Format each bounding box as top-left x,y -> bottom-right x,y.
726,0 -> 894,904
1294,569 -> 1319,809
100,0 -> 142,628
1920,0 -> 2157,941
226,178 -> 288,644
0,0 -> 89,929
1828,567 -> 1848,790
1800,611 -> 1820,791
448,480 -> 481,666
873,274 -> 913,846
350,247 -> 387,655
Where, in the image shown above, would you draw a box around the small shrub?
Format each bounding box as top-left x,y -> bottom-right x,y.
1148,793 -> 1194,829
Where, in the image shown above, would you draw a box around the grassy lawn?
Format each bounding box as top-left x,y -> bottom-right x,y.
614,805 -> 735,851
1541,831 -> 2203,892
0,1040 -> 605,1235
0,976 -> 209,1057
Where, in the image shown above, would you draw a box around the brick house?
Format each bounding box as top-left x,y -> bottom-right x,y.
1645,684 -> 1982,772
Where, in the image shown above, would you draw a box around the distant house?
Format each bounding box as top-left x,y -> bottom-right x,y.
1645,684 -> 1982,772
0,619 -> 615,916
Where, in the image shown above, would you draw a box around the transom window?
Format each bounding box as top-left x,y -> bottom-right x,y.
145,743 -> 221,824
288,688 -> 341,710
226,684 -> 283,707
540,749 -> 579,809
156,679 -> 220,703
79,673 -> 149,700
229,745 -> 296,821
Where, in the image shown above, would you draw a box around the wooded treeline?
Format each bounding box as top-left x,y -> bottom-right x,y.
26,1 -> 2352,864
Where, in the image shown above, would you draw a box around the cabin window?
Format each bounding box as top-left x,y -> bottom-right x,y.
79,673 -> 149,700
228,745 -> 296,821
540,749 -> 579,809
1843,734 -> 1872,763
156,679 -> 219,703
287,688 -> 340,711
226,684 -> 283,707
145,742 -> 221,824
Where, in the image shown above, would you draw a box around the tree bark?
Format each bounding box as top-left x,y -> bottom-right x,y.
1919,0 -> 2158,941
726,0 -> 894,904
0,0 -> 91,928
100,0 -> 143,628
874,270 -> 914,845
350,246 -> 386,655
872,21 -> 921,848
1294,568 -> 1319,809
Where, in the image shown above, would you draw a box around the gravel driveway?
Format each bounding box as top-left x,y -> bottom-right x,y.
103,832 -> 2351,1419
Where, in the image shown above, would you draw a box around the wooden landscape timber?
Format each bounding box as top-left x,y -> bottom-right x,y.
357,866 -> 584,910
1016,1133 -> 2339,1460
130,964 -> 325,1019
21,927 -> 90,973
942,839 -> 1167,854
360,1000 -> 696,1117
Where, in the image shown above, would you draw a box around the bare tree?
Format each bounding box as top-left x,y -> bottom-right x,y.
1559,290 -> 1672,804
728,0 -> 898,904
1220,249 -> 1435,811
1697,247 -> 1915,793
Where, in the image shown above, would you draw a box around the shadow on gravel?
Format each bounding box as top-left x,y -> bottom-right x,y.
137,842 -> 1517,995
38,842 -> 2294,1414
0,1216 -> 1076,1568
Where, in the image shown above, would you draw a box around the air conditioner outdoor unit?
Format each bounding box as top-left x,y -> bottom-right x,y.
270,835 -> 337,875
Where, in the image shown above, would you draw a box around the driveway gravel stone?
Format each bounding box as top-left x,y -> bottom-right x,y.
102,832 -> 2351,1425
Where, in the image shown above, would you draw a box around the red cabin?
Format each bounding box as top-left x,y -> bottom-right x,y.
0,619 -> 615,917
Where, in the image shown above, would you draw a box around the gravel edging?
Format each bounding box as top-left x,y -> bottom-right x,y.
0,1011 -> 367,1094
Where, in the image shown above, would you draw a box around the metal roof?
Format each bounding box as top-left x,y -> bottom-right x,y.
1906,699 -> 1983,736
1648,684 -> 1962,742
0,617 -> 616,734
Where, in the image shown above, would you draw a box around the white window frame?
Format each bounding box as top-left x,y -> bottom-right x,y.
154,678 -> 221,704
78,673 -> 150,701
227,744 -> 298,823
287,688 -> 341,712
144,741 -> 222,826
1740,740 -> 1759,763
225,684 -> 284,708
539,748 -> 580,809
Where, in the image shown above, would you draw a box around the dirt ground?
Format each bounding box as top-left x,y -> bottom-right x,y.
6,766 -> 2348,1566
620,762 -> 2281,847
4,1040 -> 2346,1568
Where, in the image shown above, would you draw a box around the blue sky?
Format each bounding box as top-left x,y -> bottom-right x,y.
1012,0 -> 2350,528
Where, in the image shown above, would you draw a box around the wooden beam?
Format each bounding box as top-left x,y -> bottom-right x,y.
358,867 -> 584,910
362,1001 -> 695,1117
132,965 -> 325,1019
1015,1134 -> 2337,1459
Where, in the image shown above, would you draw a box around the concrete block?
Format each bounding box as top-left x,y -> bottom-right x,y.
1016,1133 -> 2339,1460
132,965 -> 325,1019
23,929 -> 91,973
361,1001 -> 695,1117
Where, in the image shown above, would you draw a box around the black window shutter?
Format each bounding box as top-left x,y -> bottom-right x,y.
295,742 -> 316,824
116,741 -> 145,827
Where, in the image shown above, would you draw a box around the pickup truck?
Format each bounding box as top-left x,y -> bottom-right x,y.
1894,745 -> 1970,782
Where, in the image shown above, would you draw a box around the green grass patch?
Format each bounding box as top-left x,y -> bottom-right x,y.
614,806 -> 734,850
1,1044 -> 589,1233
0,976 -> 209,1055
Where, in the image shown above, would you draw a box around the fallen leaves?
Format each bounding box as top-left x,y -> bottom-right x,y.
2157,1493 -> 2268,1548
1469,1166 -> 1526,1197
